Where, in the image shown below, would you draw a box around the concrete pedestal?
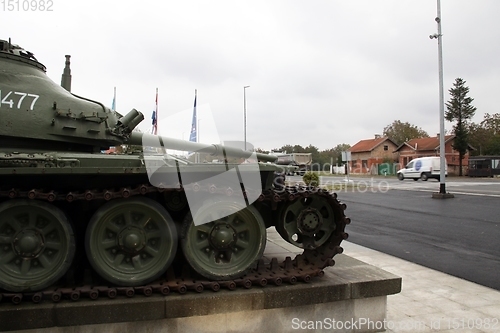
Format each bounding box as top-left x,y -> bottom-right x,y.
0,255 -> 401,333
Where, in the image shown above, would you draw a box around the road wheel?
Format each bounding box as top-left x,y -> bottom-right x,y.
421,173 -> 428,181
181,201 -> 266,280
85,197 -> 177,286
0,199 -> 75,292
397,173 -> 404,181
276,195 -> 337,250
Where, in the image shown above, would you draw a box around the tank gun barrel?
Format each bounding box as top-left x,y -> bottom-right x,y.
128,132 -> 277,163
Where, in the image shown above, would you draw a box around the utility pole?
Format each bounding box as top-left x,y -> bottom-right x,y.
430,0 -> 454,198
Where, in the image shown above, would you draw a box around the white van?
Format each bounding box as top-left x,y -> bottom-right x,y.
397,157 -> 447,181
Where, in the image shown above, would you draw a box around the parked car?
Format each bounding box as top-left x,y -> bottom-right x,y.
397,157 -> 447,181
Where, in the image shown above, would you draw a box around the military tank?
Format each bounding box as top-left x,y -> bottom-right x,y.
0,38 -> 349,303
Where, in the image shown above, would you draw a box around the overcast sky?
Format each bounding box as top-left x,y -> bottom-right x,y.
4,1 -> 500,151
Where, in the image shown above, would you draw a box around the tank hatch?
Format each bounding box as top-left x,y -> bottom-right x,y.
0,38 -> 46,72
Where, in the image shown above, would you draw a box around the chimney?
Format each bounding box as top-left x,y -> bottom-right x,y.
436,133 -> 440,139
374,134 -> 381,139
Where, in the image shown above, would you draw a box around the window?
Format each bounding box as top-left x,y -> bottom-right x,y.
384,145 -> 388,151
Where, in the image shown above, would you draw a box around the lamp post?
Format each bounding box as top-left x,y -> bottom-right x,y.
430,0 -> 452,198
243,86 -> 250,151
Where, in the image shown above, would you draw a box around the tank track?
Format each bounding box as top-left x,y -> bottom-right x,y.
0,184 -> 349,304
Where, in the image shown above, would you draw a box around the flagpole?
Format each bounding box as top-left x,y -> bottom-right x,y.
194,89 -> 198,162
189,89 -> 198,162
154,88 -> 158,135
244,86 -> 250,151
189,89 -> 197,143
112,87 -> 116,111
193,89 -> 199,142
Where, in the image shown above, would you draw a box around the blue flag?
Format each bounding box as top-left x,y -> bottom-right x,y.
189,90 -> 197,142
151,111 -> 157,125
151,88 -> 158,135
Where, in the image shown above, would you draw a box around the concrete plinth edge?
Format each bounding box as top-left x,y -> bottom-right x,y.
0,255 -> 401,333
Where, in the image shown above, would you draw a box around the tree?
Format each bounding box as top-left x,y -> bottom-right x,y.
485,136 -> 500,155
481,113 -> 500,154
445,78 -> 477,176
317,144 -> 351,164
255,148 -> 269,154
292,144 -> 306,153
304,144 -> 319,163
468,113 -> 500,155
481,113 -> 500,134
383,120 -> 429,146
272,144 -> 293,153
467,122 -> 488,156
330,143 -> 351,165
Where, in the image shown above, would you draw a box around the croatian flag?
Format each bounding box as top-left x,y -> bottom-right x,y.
151,110 -> 157,127
189,90 -> 197,142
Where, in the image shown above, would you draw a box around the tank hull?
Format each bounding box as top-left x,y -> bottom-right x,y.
0,151 -> 348,299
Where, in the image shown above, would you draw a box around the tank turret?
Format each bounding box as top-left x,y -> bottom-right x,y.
0,39 -> 130,152
0,39 -> 275,163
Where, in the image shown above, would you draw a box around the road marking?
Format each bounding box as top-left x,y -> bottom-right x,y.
389,187 -> 500,198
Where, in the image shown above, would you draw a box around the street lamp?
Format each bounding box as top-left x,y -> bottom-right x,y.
243,86 -> 250,151
430,0 -> 452,198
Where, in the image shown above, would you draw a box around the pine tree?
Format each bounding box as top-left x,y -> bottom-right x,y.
445,78 -> 476,176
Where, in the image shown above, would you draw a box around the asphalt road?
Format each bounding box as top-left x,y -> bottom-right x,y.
335,187 -> 500,291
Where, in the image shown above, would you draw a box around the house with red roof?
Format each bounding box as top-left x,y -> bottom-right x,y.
395,134 -> 473,175
348,135 -> 399,174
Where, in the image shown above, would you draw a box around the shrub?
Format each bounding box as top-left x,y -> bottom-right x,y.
302,172 -> 319,186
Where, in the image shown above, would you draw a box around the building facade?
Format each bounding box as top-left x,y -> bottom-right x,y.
395,135 -> 473,175
348,136 -> 399,174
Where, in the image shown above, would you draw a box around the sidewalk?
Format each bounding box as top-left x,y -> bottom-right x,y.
267,228 -> 500,333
